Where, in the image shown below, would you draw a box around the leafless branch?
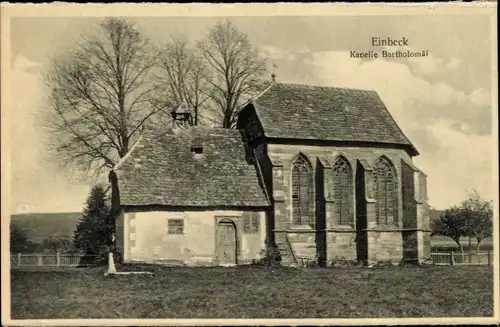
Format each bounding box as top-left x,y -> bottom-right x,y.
42,17 -> 161,176
154,37 -> 211,126
197,19 -> 269,128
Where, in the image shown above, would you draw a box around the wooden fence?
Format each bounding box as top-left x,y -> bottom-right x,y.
10,253 -> 97,268
430,250 -> 493,266
10,251 -> 493,268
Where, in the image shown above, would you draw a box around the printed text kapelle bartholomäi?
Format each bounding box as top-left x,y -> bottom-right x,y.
349,37 -> 429,59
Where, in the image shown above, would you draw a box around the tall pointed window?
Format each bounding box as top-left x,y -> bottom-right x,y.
373,157 -> 398,225
292,154 -> 313,227
332,157 -> 353,226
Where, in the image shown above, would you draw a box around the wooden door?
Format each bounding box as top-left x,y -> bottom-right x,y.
217,222 -> 237,265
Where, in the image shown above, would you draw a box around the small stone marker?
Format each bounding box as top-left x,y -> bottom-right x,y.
104,252 -> 153,276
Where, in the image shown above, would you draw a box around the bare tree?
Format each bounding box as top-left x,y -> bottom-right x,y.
462,190 -> 493,252
197,19 -> 269,128
432,190 -> 493,254
155,38 -> 210,126
432,206 -> 468,254
44,17 -> 162,175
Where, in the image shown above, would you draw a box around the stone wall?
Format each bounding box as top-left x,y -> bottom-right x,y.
114,210 -> 125,262
416,172 -> 431,262
402,230 -> 419,261
366,230 -> 404,262
326,231 -> 357,261
265,142 -> 429,265
118,209 -> 267,266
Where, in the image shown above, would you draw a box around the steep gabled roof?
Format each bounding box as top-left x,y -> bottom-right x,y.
113,127 -> 270,208
249,82 -> 418,156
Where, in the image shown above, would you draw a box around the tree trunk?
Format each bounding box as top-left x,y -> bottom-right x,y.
467,237 -> 472,251
476,238 -> 482,252
454,238 -> 465,260
194,105 -> 198,126
453,238 -> 463,253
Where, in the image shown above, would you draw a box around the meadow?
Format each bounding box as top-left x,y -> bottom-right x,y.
10,265 -> 494,319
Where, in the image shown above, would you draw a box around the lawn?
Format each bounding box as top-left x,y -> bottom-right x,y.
11,265 -> 494,319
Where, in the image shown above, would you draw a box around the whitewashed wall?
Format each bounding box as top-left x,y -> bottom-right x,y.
121,210 -> 267,265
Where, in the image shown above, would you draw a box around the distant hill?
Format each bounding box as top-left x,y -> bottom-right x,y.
10,212 -> 82,243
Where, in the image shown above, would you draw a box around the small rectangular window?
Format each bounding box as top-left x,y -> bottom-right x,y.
168,219 -> 184,234
251,212 -> 260,232
243,213 -> 251,232
243,212 -> 260,233
191,146 -> 203,154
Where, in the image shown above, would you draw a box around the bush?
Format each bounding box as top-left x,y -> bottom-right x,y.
10,224 -> 36,253
39,237 -> 75,253
94,245 -> 113,266
330,256 -> 360,268
371,260 -> 396,268
255,244 -> 282,266
304,259 -> 318,268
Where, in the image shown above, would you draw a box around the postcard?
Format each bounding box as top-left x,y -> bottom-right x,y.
1,3 -> 498,326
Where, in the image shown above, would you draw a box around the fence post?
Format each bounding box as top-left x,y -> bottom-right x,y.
17,253 -> 21,267
468,251 -> 472,264
450,251 -> 455,266
488,250 -> 491,266
37,254 -> 42,266
56,252 -> 60,268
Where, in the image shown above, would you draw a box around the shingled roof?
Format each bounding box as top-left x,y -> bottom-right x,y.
113,127 -> 270,208
249,82 -> 418,156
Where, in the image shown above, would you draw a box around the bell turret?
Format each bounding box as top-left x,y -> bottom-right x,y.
171,103 -> 194,128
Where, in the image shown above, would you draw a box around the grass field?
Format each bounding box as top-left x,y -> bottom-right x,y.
10,265 -> 494,319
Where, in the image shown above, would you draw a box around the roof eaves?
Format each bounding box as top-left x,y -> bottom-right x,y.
266,135 -> 419,156
371,92 -> 419,155
121,201 -> 271,208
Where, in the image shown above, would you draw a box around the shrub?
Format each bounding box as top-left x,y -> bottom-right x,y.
256,244 -> 282,266
304,259 -> 318,268
372,260 -> 395,268
10,224 -> 36,253
39,237 -> 75,253
330,256 -> 360,268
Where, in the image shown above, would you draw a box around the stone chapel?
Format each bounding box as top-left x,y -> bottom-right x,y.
109,81 -> 431,267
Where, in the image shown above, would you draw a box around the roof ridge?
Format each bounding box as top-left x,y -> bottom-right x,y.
245,81 -> 276,107
274,81 -> 378,94
166,125 -> 240,132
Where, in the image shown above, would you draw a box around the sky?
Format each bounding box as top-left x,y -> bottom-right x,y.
7,14 -> 495,213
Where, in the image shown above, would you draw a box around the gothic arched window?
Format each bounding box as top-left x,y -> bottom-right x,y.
332,157 -> 353,226
291,154 -> 313,227
373,157 -> 398,225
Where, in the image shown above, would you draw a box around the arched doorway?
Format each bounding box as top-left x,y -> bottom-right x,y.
216,220 -> 237,265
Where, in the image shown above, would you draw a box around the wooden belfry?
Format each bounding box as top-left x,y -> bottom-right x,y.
171,103 -> 194,128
